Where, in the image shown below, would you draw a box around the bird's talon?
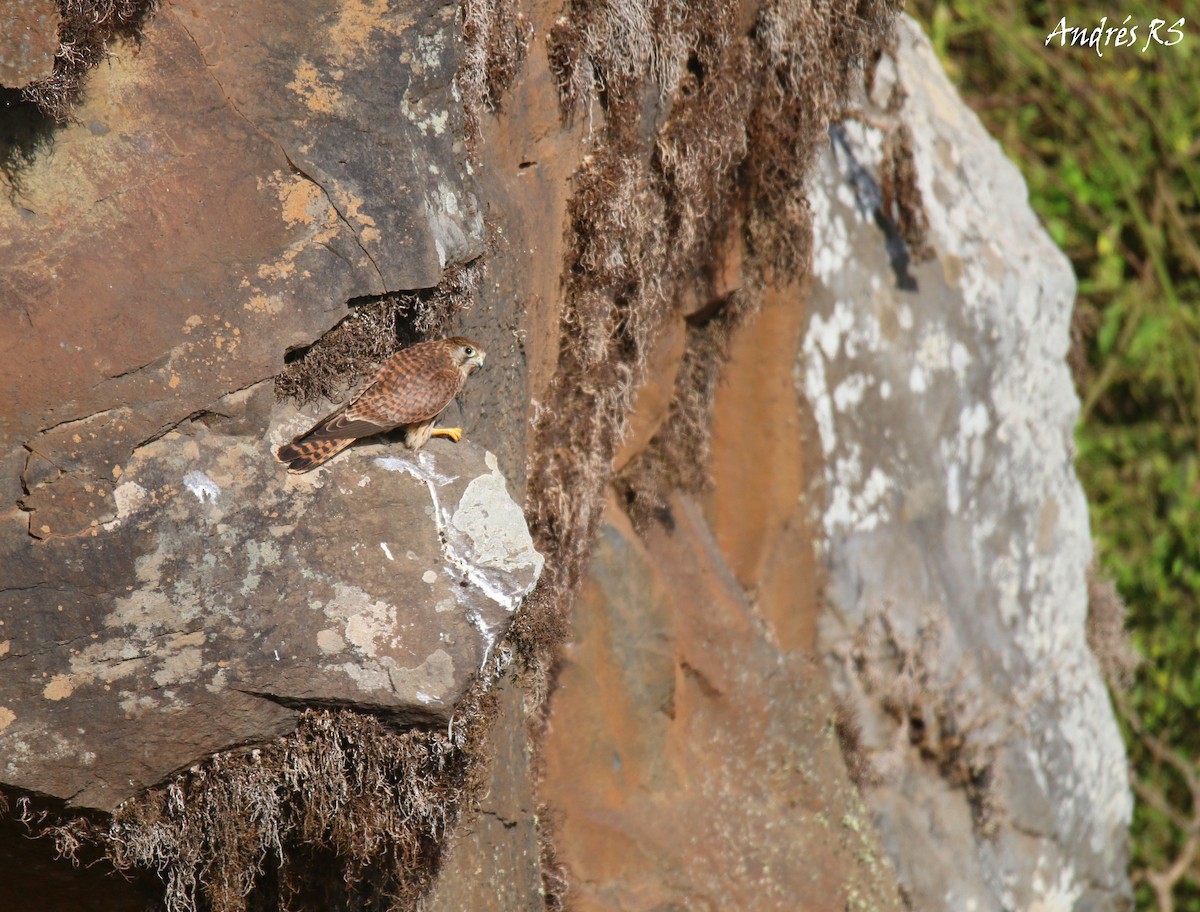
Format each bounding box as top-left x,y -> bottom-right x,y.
431,427 -> 463,443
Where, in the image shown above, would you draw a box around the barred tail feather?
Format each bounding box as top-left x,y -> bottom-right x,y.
277,436 -> 354,473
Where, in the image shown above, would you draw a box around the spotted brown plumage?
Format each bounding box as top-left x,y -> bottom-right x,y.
277,337 -> 486,473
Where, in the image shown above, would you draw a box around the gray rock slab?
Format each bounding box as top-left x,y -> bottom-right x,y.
421,674 -> 545,912
804,15 -> 1131,911
0,406 -> 541,812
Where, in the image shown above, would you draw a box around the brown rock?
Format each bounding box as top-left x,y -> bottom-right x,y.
0,0 -> 59,88
612,314 -> 686,472
169,0 -> 485,290
539,493 -> 902,910
704,281 -> 818,651
461,0 -> 592,489
1,0 -> 486,532
422,675 -> 545,911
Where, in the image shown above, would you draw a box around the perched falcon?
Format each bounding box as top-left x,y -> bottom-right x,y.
277,336 -> 486,473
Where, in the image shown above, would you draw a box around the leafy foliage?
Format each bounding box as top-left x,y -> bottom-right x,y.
909,2 -> 1200,907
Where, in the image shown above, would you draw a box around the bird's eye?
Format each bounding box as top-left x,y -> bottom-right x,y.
464,346 -> 475,356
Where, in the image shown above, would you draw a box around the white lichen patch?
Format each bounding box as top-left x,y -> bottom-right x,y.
832,373 -> 868,412
387,648 -> 455,701
323,584 -> 399,660
1022,855 -> 1083,912
183,470 -> 220,503
240,539 -> 281,597
317,628 -> 346,655
452,471 -> 545,582
107,587 -> 186,635
103,481 -> 149,529
337,662 -> 393,694
151,637 -> 205,687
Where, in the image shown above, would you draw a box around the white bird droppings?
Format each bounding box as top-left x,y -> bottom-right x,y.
183,470 -> 220,503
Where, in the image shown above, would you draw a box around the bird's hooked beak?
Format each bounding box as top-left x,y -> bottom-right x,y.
468,350 -> 485,371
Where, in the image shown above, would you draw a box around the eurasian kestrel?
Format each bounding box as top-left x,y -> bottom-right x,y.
277,336 -> 486,473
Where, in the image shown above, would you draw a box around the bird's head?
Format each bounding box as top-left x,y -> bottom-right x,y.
446,337 -> 486,374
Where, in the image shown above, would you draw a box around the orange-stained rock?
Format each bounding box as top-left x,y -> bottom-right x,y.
704,280 -> 819,651
678,207 -> 745,317
540,492 -> 903,911
612,314 -> 686,472
1,0 -> 487,535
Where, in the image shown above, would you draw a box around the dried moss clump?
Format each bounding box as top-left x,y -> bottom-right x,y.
458,0 -> 533,138
274,263 -> 478,406
1085,564 -> 1140,691
18,697 -> 496,912
832,608 -> 1005,838
21,0 -> 157,121
6,658 -> 500,912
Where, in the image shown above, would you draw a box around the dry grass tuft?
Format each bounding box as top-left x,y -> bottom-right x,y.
1085,564 -> 1141,692
274,263 -> 478,406
879,122 -> 933,263
831,694 -> 872,790
832,606 -> 1005,838
114,704 -> 493,911
459,0 -> 534,138
615,289 -> 756,527
12,686 -> 500,912
534,803 -> 571,911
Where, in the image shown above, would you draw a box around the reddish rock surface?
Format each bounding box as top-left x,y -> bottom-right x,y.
0,0 -> 58,88
0,1 -> 485,539
613,315 -> 686,473
705,281 -> 820,652
540,493 -> 901,911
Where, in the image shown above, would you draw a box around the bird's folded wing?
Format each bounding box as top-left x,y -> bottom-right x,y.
305,365 -> 462,440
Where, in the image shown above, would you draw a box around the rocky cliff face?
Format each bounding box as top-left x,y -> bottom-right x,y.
0,1 -> 1130,910
805,19 -> 1131,910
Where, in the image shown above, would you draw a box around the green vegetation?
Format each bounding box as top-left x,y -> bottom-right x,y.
908,2 -> 1200,907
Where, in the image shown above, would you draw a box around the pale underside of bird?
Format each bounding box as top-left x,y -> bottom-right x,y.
277,336 -> 486,473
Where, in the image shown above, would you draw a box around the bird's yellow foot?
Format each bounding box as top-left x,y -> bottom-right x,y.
431,427 -> 463,443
